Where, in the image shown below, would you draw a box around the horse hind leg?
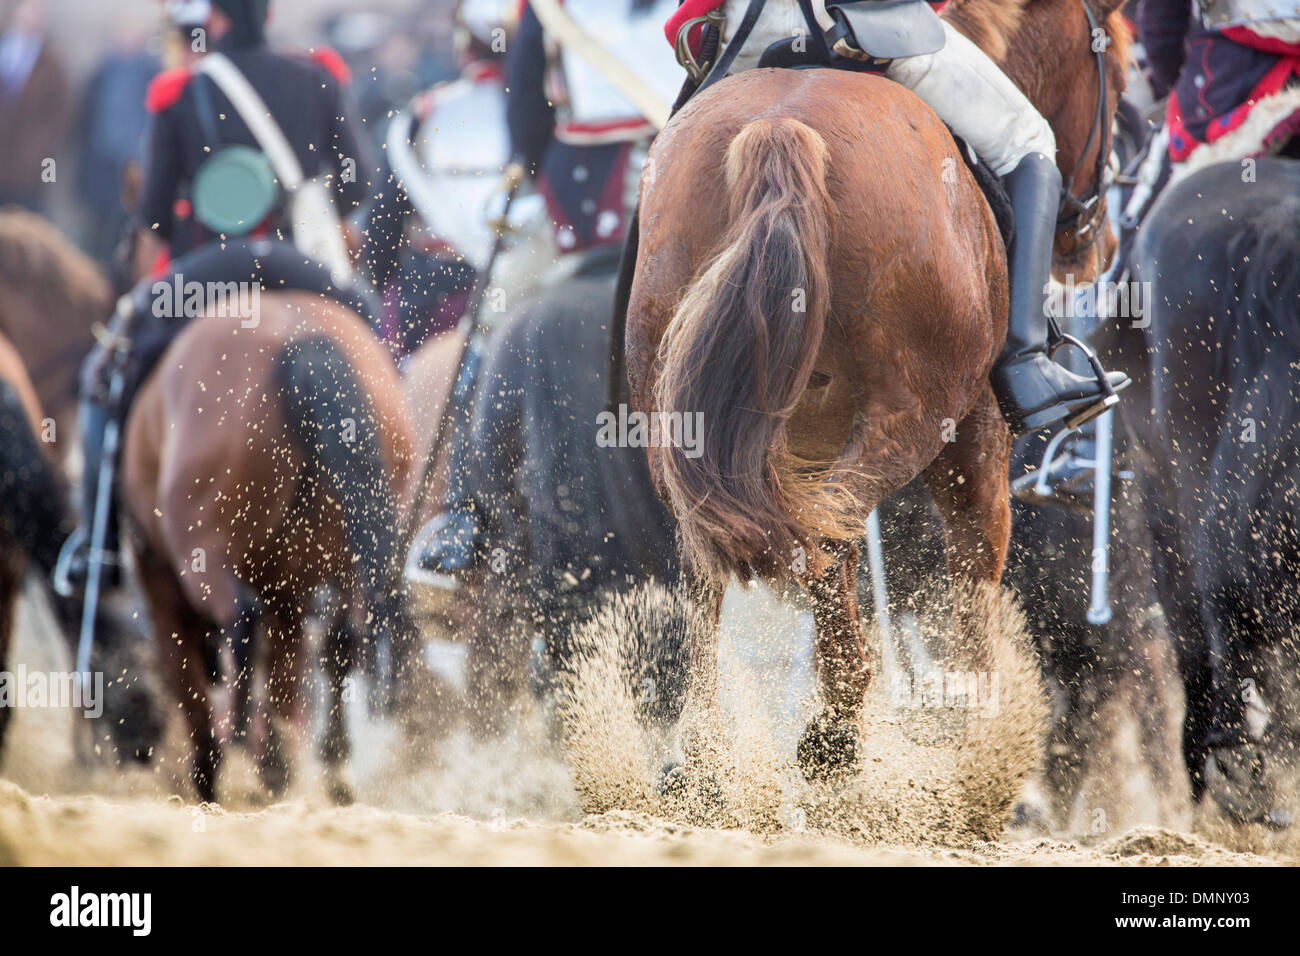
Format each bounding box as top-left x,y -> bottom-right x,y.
921,388 -> 1013,668
318,613 -> 357,806
797,542 -> 873,781
256,590 -> 342,803
222,586 -> 261,747
661,569 -> 726,820
137,546 -> 223,802
0,553 -> 20,758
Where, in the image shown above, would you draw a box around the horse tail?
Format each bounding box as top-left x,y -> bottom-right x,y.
1209,194 -> 1300,554
275,336 -> 413,677
1224,194 -> 1300,390
652,116 -> 855,581
0,379 -> 73,577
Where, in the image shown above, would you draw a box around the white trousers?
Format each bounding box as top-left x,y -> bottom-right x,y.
721,2 -> 1054,175
884,21 -> 1055,175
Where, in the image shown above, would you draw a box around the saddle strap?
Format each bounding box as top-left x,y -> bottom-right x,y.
695,0 -> 769,95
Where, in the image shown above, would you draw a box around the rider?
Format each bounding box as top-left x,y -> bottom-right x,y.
1025,0 -> 1300,503
362,0 -> 517,359
413,0 -> 682,579
666,0 -> 1128,436
1139,0 -> 1300,179
55,0 -> 378,594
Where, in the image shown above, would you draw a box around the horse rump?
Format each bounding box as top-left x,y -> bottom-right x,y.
651,116 -> 859,583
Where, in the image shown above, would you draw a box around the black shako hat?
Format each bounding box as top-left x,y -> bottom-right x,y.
211,0 -> 269,47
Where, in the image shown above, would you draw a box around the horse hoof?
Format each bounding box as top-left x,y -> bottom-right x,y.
193,763 -> 218,805
1007,798 -> 1053,834
658,762 -> 726,824
1204,746 -> 1270,825
1261,808 -> 1293,830
257,743 -> 290,798
797,712 -> 859,782
657,762 -> 687,798
326,773 -> 355,807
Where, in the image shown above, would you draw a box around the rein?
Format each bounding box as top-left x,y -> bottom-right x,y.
1055,0 -> 1112,246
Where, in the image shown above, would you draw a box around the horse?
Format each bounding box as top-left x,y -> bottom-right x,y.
624,0 -> 1130,784
0,208 -> 114,463
1110,157 -> 1300,826
0,330 -> 162,764
118,290 -> 419,803
403,253 -> 682,736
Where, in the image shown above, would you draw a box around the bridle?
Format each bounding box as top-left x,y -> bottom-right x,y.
1055,0 -> 1114,247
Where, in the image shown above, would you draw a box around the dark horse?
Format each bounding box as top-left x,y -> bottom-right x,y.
0,331 -> 162,764
1109,158 -> 1300,825
404,251 -> 684,735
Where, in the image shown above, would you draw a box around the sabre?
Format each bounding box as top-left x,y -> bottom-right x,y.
864,508 -> 892,649
75,364 -> 127,681
399,162 -> 526,583
1086,408 -> 1115,625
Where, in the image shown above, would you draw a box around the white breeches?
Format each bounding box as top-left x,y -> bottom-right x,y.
885,21 -> 1055,175
720,2 -> 1055,175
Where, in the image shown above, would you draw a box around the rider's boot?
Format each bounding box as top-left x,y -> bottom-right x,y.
412,505 -> 485,586
990,152 -> 1129,435
53,395 -> 123,597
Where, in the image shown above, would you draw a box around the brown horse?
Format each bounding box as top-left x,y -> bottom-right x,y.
119,291 -> 418,803
625,0 -> 1128,782
0,209 -> 114,461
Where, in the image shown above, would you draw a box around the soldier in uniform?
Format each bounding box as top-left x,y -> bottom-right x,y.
56,0 -> 378,593
414,0 -> 682,578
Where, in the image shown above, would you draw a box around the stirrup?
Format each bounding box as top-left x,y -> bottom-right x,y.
1047,330 -> 1125,430
52,529 -> 122,598
51,531 -> 83,598
1011,431 -> 1134,510
404,517 -> 465,592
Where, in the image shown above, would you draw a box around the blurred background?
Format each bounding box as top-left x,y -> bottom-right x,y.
4,0 -> 459,262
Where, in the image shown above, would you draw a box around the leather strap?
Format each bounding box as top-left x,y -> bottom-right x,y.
196,53 -> 305,190
695,0 -> 768,95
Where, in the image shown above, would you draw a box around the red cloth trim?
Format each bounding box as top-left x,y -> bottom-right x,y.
1222,25 -> 1300,57
563,117 -> 654,135
145,67 -> 193,114
465,59 -> 504,83
309,46 -> 351,84
664,0 -> 726,59
1167,56 -> 1300,161
149,248 -> 171,280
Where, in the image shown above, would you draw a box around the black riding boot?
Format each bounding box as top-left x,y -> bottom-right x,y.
412,507 -> 485,585
53,395 -> 122,596
991,152 -> 1128,434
